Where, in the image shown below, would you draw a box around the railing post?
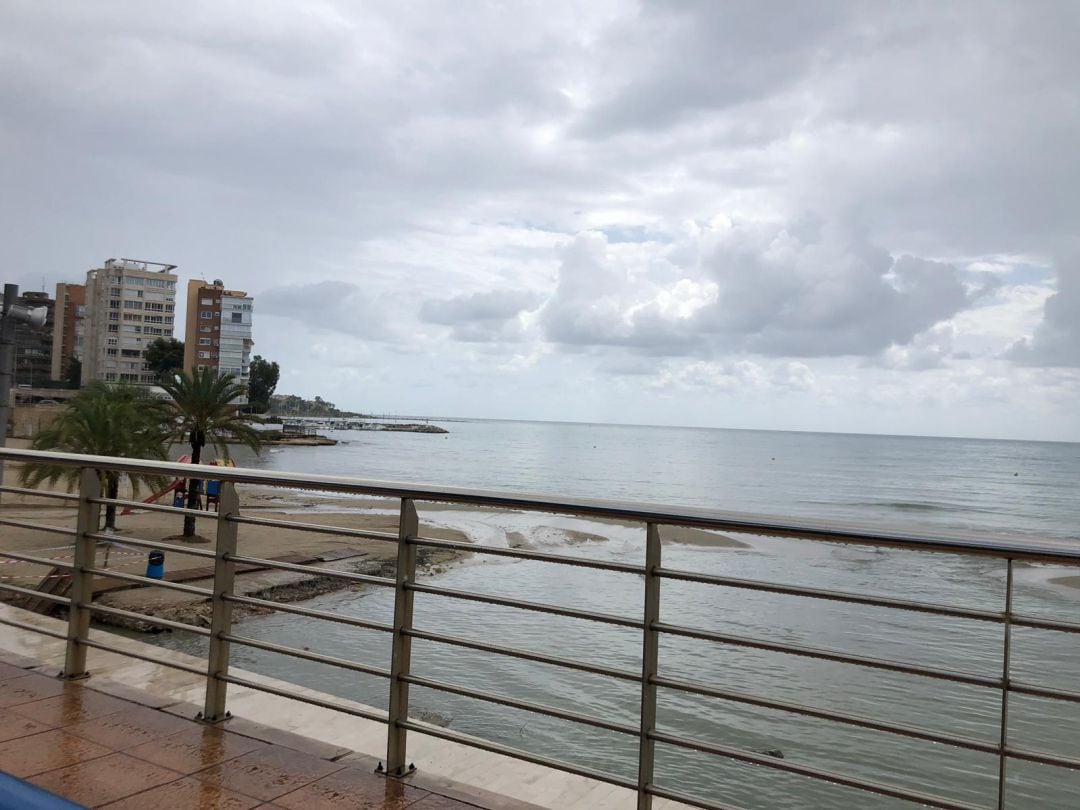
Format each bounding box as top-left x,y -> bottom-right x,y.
637,522 -> 662,809
997,558 -> 1014,810
385,497 -> 419,777
202,482 -> 239,722
63,468 -> 101,679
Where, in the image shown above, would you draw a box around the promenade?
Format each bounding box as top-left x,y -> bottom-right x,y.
0,603 -> 687,809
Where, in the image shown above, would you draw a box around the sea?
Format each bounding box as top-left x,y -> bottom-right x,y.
150,420 -> 1080,809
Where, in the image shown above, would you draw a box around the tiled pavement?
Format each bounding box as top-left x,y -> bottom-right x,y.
0,658 -> 499,809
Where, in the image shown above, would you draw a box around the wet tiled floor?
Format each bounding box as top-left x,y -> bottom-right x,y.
0,659 -> 484,809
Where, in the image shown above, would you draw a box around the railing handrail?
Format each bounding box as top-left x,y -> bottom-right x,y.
1,446 -> 1077,563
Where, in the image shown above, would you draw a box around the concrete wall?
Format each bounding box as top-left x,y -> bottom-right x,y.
6,405 -> 62,439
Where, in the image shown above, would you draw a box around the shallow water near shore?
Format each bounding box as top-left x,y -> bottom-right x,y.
155,421 -> 1080,808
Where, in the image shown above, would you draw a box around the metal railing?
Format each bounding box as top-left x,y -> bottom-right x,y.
0,447 -> 1079,810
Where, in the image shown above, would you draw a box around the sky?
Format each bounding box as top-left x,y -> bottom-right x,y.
1,1 -> 1078,442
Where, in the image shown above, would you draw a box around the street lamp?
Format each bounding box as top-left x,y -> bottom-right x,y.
0,283 -> 49,496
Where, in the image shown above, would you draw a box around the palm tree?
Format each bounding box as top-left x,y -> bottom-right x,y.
20,383 -> 171,530
160,367 -> 262,537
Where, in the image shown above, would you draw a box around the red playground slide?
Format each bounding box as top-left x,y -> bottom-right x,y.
120,454 -> 192,515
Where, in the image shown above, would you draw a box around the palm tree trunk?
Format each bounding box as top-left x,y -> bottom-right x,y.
183,441 -> 202,537
104,474 -> 120,530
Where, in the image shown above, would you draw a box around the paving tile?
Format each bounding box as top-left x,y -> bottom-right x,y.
273,766 -> 431,809
0,706 -> 53,742
194,744 -> 346,802
410,795 -> 481,809
100,776 -> 263,809
85,676 -> 184,709
0,650 -> 44,669
222,715 -> 353,759
8,686 -> 135,727
0,660 -> 32,681
0,672 -> 68,706
0,728 -> 112,778
29,751 -> 183,808
127,724 -> 267,774
66,703 -> 193,750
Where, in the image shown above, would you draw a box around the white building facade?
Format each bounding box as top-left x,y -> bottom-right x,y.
82,259 -> 177,385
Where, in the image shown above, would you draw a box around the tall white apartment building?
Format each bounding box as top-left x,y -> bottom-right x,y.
82,259 -> 178,385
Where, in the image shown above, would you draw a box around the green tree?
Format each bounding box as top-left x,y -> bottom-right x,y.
161,367 -> 262,537
144,337 -> 185,381
20,383 -> 171,530
247,355 -> 279,412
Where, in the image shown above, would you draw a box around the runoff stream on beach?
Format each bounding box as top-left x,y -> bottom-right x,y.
149,421 -> 1080,809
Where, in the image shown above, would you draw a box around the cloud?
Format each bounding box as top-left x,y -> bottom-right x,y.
541,224 -> 984,359
258,281 -> 391,339
1,2 -> 1078,439
420,289 -> 542,342
1006,258 -> 1080,366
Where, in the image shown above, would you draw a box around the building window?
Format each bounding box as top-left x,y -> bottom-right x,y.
200,312 -> 212,319
201,298 -> 213,305
199,338 -> 211,346
200,326 -> 211,333
198,351 -> 210,359
107,325 -> 119,333
231,312 -> 243,323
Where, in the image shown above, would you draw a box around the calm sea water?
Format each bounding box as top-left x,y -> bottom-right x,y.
158,421 -> 1080,808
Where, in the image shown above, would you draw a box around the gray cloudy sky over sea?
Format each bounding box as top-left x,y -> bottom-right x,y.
2,2 -> 1078,441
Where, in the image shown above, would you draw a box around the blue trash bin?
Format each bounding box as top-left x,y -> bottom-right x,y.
146,550 -> 165,580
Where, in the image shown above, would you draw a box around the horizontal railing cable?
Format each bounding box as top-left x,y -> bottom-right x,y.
0,519 -> 76,538
84,567 -> 213,597
79,636 -> 207,676
91,496 -> 214,520
652,674 -> 997,754
82,603 -> 212,636
406,627 -> 641,682
409,582 -> 643,629
223,553 -> 395,587
228,514 -> 398,544
403,673 -> 640,736
0,485 -> 79,501
220,673 -> 388,724
398,719 -> 639,791
1004,745 -> 1080,771
221,633 -> 391,679
223,594 -> 393,633
85,532 -> 216,559
0,581 -> 70,604
0,615 -> 68,640
409,535 -> 645,574
653,622 -> 1001,688
0,550 -> 76,569
650,730 -> 990,810
1008,680 -> 1080,704
657,567 -> 1003,623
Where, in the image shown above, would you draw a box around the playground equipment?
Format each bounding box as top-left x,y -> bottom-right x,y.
120,456 -> 237,515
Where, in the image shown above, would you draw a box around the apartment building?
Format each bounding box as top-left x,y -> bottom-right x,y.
82,259 -> 177,385
0,289 -> 55,387
50,282 -> 86,381
183,279 -> 254,402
